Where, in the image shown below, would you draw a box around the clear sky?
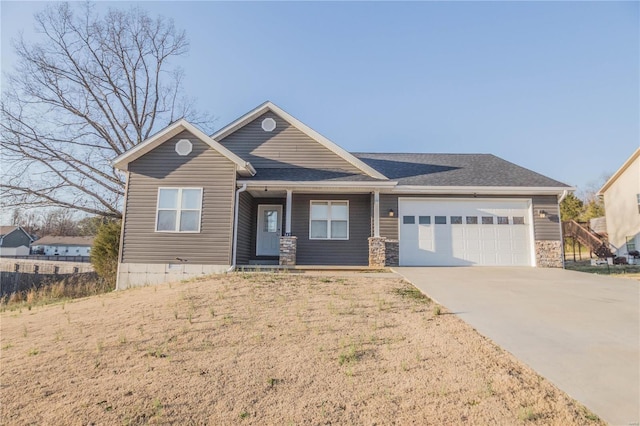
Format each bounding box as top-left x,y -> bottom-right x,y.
2,1 -> 638,194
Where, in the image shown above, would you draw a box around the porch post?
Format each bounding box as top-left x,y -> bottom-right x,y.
285,189 -> 292,236
374,190 -> 380,237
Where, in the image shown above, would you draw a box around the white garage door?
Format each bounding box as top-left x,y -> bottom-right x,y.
399,199 -> 534,266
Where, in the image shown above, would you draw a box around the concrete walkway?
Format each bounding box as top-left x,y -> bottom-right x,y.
395,267 -> 639,426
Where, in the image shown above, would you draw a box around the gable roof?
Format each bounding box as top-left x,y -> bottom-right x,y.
112,119 -> 256,176
598,147 -> 640,195
0,226 -> 35,241
211,101 -> 387,180
32,236 -> 94,247
354,153 -> 572,188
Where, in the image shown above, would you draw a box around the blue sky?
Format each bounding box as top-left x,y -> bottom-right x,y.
1,1 -> 638,193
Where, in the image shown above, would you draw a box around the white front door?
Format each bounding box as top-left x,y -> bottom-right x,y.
256,205 -> 283,256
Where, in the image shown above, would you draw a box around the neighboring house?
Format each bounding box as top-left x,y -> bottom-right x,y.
31,236 -> 94,257
0,226 -> 34,256
589,217 -> 607,236
112,101 -> 572,289
598,147 -> 640,258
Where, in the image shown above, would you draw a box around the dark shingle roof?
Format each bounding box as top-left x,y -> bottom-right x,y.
242,154 -> 569,188
353,153 -> 570,187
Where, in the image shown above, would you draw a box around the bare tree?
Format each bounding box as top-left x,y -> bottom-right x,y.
1,2 -> 209,218
10,207 -> 80,237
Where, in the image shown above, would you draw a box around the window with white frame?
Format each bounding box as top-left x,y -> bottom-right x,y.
156,188 -> 203,232
309,201 -> 349,240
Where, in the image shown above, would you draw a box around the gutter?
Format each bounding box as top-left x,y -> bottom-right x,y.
227,183 -> 247,273
392,185 -> 574,196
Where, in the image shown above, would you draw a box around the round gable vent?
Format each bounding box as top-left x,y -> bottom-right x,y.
261,117 -> 276,132
175,139 -> 192,156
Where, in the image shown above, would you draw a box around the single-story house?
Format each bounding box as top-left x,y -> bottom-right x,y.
113,101 -> 572,289
0,226 -> 34,256
598,147 -> 640,258
31,236 -> 94,257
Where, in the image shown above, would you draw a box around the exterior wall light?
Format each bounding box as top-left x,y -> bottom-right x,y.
538,210 -> 547,218
388,209 -> 395,217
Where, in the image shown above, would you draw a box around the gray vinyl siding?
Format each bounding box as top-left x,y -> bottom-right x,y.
380,194 -> 562,242
532,195 -> 562,241
218,111 -> 363,173
236,191 -> 253,265
122,130 -> 236,264
1,229 -> 32,248
291,194 -> 371,265
380,194 -> 400,240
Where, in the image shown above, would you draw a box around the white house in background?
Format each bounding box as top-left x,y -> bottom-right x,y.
31,236 -> 94,257
0,226 -> 34,256
598,147 -> 640,258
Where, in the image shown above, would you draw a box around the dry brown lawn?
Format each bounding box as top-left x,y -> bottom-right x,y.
1,273 -> 602,425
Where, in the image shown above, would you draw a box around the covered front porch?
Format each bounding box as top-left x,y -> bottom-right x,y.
233,181 -> 396,268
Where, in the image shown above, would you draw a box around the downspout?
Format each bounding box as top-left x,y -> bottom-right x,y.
227,183 -> 247,272
558,189 -> 568,203
557,189 -> 569,268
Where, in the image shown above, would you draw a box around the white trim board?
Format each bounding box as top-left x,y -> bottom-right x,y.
598,147 -> 640,195
237,180 -> 572,196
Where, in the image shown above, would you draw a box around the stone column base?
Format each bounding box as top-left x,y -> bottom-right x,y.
368,237 -> 399,267
384,240 -> 399,267
535,240 -> 563,268
368,237 -> 386,268
279,236 -> 297,266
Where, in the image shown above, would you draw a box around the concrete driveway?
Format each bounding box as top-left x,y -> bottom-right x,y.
395,267 -> 639,426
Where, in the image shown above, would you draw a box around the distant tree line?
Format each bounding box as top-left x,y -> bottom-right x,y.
560,192 -> 605,223
9,208 -> 113,238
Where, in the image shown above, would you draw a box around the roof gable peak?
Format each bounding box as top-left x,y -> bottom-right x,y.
112,120 -> 256,176
211,102 -> 387,180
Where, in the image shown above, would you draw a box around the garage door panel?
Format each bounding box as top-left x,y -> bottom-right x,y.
399,199 -> 533,267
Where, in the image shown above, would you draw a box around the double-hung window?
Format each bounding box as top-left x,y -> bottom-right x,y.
310,201 -> 349,240
156,188 -> 203,232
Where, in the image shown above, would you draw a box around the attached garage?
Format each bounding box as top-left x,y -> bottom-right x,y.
398,198 -> 534,266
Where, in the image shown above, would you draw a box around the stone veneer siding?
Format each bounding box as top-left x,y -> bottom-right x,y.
279,236 -> 297,266
385,240 -> 399,267
535,240 -> 563,268
368,237 -> 386,268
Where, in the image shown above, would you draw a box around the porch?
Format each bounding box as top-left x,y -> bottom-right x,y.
234,186 -> 394,268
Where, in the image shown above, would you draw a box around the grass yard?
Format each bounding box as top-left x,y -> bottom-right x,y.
565,260 -> 640,280
1,273 -> 601,425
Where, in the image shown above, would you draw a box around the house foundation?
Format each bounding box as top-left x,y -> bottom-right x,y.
116,263 -> 230,290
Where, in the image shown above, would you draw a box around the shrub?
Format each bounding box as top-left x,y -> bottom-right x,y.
91,220 -> 121,286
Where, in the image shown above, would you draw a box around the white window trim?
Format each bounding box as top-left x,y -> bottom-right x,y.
309,200 -> 349,240
155,187 -> 203,233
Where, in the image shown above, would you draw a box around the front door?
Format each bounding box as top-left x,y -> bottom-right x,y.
256,205 -> 283,256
